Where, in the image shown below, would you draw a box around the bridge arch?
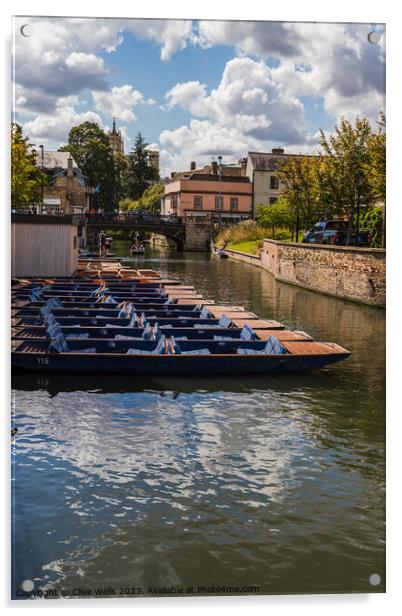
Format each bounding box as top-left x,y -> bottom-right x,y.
85,214 -> 187,251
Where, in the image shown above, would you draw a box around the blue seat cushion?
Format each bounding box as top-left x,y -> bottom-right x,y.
218,314 -> 232,328
126,336 -> 166,355
45,298 -> 63,308
65,332 -> 90,339
237,336 -> 286,355
142,324 -> 153,340
46,322 -> 62,338
180,348 -> 211,355
72,348 -> 97,353
48,332 -> 69,353
114,334 -> 141,340
126,348 -> 152,355
103,295 -> 118,304
213,335 -> 235,341
240,324 -> 258,340
126,312 -> 139,328
200,306 -> 212,319
194,324 -> 219,329
153,323 -> 161,340
29,286 -> 43,301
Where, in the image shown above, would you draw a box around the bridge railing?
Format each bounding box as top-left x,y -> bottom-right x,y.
86,212 -> 184,225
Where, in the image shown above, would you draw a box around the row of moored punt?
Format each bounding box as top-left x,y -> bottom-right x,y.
11,267 -> 350,374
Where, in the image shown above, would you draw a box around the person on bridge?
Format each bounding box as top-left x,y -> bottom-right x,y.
99,230 -> 106,258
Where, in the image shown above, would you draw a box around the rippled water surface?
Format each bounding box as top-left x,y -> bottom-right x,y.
12,245 -> 385,598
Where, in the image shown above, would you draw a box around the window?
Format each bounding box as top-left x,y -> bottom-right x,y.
171,194 -> 178,210
230,198 -> 238,211
215,196 -> 223,210
270,175 -> 279,189
194,196 -> 203,210
269,197 -> 278,204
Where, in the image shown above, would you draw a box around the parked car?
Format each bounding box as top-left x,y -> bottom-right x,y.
303,220 -> 348,244
303,220 -> 371,247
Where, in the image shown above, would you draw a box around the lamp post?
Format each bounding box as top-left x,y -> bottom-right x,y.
39,145 -> 44,213
217,155 -> 223,227
355,171 -> 365,246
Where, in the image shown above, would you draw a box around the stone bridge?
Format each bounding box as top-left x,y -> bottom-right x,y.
85,213 -> 213,251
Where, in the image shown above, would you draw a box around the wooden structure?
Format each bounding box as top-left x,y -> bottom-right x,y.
11,214 -> 79,277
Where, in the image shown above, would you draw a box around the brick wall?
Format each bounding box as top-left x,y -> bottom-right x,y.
261,240 -> 385,307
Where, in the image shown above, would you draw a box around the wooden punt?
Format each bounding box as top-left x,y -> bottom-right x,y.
12,313 -> 286,329
12,338 -> 350,374
12,323 -> 299,342
14,296 -> 195,307
11,272 -> 350,374
13,305 -> 205,317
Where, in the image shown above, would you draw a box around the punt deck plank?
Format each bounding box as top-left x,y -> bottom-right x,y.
231,318 -> 284,329
257,329 -> 313,341
283,341 -> 345,354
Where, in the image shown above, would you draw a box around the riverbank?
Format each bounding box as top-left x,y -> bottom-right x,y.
223,240 -> 385,307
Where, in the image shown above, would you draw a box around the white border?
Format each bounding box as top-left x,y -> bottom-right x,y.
1,1 -> 400,614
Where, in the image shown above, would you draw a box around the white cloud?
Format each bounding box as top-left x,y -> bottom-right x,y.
92,85 -> 150,123
159,118 -> 262,177
65,52 -> 108,74
196,20 -> 303,59
13,16 -> 385,178
195,21 -> 385,126
166,57 -> 308,144
23,96 -> 103,145
126,19 -> 194,61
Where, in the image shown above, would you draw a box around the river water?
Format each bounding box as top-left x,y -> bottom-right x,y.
11,243 -> 385,598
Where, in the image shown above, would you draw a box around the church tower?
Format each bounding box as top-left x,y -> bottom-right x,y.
108,117 -> 124,155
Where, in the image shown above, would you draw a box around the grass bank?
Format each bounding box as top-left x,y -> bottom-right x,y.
215,221 -> 299,255
226,240 -> 263,255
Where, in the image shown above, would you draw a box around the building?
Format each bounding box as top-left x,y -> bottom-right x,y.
162,161 -> 252,221
108,117 -> 124,154
36,151 -> 94,215
243,148 -> 317,217
147,150 -> 160,173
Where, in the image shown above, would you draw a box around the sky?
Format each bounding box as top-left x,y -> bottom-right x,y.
12,17 -> 385,177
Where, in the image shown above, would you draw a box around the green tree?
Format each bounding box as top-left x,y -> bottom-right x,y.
365,112 -> 385,203
66,121 -> 115,208
318,116 -> 376,240
112,151 -> 128,206
119,198 -> 139,211
11,123 -> 46,208
276,155 -> 320,239
256,198 -> 293,238
358,206 -> 383,247
137,183 -> 164,213
125,132 -> 159,200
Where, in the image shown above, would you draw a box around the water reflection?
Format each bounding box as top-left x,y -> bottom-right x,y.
12,245 -> 385,597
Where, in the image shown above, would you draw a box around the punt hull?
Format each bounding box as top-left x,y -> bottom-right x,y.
12,351 -> 349,374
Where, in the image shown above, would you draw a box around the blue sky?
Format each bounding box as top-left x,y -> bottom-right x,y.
13,17 -> 385,176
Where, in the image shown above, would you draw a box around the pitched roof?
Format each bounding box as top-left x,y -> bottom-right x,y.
248,151 -> 316,171
36,151 -> 79,171
168,163 -> 245,183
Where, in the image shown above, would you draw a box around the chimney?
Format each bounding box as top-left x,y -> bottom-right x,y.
67,155 -> 74,177
211,161 -> 218,175
239,157 -> 247,176
190,161 -> 196,171
272,148 -> 285,155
